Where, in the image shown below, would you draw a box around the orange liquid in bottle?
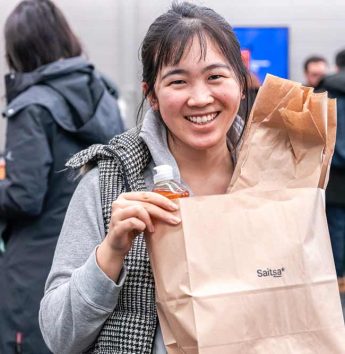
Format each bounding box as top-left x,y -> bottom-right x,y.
152,165 -> 189,200
152,188 -> 190,200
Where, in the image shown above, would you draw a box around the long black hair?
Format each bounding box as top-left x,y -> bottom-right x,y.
139,1 -> 251,139
5,0 -> 82,72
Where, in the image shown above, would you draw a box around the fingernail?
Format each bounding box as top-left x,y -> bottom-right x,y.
170,216 -> 181,224
149,225 -> 155,233
169,203 -> 179,210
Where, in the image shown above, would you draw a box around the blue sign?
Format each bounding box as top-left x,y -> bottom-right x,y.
233,27 -> 289,84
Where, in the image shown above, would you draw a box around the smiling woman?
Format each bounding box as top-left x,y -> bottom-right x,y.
151,37 -> 242,194
39,2 -> 250,353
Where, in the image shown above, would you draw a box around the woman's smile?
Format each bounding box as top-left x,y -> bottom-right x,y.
184,111 -> 219,125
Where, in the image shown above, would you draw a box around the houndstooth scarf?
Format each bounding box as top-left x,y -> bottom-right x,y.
66,113 -> 245,353
67,126 -> 157,354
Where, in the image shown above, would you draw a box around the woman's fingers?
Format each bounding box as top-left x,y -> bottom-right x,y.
109,217 -> 146,248
114,205 -> 154,232
113,193 -> 181,226
141,202 -> 181,225
119,191 -> 179,211
104,192 -> 182,259
117,217 -> 147,235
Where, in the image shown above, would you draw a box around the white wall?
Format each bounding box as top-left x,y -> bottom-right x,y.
1,0 -> 345,152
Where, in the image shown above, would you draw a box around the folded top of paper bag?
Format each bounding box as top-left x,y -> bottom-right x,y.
229,74 -> 336,193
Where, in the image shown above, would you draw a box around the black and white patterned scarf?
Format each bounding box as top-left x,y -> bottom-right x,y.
67,126 -> 157,353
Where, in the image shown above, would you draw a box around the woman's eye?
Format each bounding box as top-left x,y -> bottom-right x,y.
169,80 -> 185,85
209,74 -> 223,81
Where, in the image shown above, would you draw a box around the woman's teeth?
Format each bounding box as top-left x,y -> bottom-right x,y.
185,113 -> 217,124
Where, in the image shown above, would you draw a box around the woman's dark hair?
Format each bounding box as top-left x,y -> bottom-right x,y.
5,0 -> 82,72
139,1 -> 252,139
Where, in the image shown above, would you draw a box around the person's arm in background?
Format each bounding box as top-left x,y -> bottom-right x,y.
0,105 -> 53,219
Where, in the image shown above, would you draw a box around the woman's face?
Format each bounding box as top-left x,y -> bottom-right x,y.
152,36 -> 242,153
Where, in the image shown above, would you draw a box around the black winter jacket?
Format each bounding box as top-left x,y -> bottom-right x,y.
319,70 -> 345,205
0,56 -> 124,354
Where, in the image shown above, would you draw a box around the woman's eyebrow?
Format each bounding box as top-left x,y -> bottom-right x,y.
202,63 -> 231,73
161,69 -> 187,81
161,63 -> 231,80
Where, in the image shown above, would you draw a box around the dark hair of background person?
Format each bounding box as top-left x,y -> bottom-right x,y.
303,55 -> 327,72
137,1 -> 251,138
5,0 -> 82,72
336,49 -> 345,69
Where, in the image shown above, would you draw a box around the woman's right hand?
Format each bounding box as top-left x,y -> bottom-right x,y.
96,191 -> 181,281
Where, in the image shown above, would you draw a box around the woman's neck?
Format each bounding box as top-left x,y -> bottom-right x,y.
168,136 -> 233,196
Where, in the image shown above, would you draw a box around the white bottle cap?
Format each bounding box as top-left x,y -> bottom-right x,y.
153,165 -> 174,184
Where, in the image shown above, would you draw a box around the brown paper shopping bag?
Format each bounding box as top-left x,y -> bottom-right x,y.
147,188 -> 345,353
146,75 -> 345,353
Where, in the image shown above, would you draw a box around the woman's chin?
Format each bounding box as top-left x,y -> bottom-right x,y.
187,138 -> 225,151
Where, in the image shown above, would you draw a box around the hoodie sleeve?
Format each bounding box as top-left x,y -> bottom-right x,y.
39,168 -> 126,354
0,105 -> 53,218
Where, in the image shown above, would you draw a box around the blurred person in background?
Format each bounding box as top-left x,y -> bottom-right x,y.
303,55 -> 329,89
318,49 -> 345,292
0,0 -> 124,353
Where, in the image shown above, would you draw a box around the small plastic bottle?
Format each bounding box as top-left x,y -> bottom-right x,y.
152,165 -> 189,200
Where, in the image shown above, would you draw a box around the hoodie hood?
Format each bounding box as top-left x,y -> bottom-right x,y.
3,56 -> 124,144
319,70 -> 345,96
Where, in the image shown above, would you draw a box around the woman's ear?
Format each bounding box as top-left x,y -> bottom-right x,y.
142,82 -> 159,111
150,98 -> 159,112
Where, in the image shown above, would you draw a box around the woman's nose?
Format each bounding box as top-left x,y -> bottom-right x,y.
187,85 -> 214,107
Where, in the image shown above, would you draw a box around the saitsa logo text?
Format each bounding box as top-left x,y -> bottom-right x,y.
257,267 -> 285,278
